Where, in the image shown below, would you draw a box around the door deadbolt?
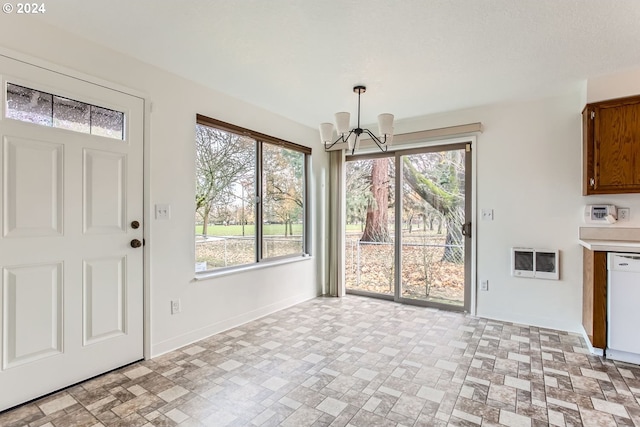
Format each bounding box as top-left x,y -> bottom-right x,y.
131,220 -> 140,229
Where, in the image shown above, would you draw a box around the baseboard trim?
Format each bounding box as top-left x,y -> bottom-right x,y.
151,292 -> 317,357
476,310 -> 582,336
581,326 -> 604,356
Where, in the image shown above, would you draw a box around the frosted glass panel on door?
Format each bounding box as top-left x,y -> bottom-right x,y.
53,95 -> 90,134
5,82 -> 125,140
5,83 -> 53,126
91,106 -> 124,139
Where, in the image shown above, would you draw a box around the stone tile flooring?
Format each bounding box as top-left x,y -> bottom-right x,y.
2,295 -> 640,426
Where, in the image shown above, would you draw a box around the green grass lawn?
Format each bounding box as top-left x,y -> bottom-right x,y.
196,223 -> 365,236
196,224 -> 301,236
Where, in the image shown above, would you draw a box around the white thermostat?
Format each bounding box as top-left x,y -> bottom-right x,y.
584,205 -> 617,223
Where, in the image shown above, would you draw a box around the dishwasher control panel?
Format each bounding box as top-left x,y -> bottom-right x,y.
608,253 -> 640,272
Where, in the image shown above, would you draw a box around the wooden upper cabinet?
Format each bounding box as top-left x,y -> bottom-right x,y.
583,95 -> 640,195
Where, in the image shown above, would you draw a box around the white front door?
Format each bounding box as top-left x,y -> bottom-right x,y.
0,55 -> 144,411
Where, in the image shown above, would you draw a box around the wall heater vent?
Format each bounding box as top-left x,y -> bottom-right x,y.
511,248 -> 559,280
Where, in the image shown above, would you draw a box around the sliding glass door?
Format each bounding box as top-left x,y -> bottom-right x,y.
345,143 -> 471,311
398,147 -> 470,308
345,157 -> 396,298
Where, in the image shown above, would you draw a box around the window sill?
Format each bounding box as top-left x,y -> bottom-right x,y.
193,254 -> 313,281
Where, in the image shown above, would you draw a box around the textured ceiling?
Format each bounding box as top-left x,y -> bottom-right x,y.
37,0 -> 640,129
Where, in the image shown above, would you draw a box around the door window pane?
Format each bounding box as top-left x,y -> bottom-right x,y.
53,95 -> 90,133
195,124 -> 256,270
5,83 -> 125,140
6,83 -> 53,126
400,150 -> 465,306
91,106 -> 124,139
262,144 -> 304,259
345,157 -> 395,296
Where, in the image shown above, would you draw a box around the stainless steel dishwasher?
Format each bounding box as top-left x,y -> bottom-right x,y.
607,253 -> 640,364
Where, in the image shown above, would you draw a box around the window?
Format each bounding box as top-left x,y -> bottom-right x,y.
6,83 -> 125,140
195,114 -> 310,273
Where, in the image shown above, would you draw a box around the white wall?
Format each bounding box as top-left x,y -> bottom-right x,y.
0,21 -> 327,357
587,66 -> 640,103
395,85 -> 586,332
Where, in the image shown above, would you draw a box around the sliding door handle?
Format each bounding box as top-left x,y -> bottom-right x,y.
461,222 -> 471,238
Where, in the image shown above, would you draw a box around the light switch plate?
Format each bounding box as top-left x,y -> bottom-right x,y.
155,204 -> 171,220
481,209 -> 494,221
171,299 -> 181,314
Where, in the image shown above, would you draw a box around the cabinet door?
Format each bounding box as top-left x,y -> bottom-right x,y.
587,97 -> 640,194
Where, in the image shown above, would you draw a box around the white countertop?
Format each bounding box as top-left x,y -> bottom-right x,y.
579,239 -> 640,253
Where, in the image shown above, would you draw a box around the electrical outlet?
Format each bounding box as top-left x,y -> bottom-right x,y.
480,280 -> 489,291
618,208 -> 630,222
171,299 -> 181,314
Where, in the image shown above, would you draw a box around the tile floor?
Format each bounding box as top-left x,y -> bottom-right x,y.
1,295 -> 640,427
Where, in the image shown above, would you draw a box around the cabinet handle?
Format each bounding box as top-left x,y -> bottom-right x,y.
590,178 -> 595,187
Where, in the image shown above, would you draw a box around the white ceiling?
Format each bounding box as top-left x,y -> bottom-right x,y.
38,0 -> 640,129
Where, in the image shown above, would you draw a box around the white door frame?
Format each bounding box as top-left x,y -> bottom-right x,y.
0,46 -> 152,360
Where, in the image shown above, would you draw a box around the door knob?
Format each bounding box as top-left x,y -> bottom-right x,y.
130,239 -> 142,248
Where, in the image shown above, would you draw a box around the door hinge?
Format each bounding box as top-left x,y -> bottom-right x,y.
465,143 -> 471,152
590,111 -> 595,120
590,177 -> 595,187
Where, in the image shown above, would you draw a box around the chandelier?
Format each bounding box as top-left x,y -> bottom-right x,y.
319,85 -> 394,155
